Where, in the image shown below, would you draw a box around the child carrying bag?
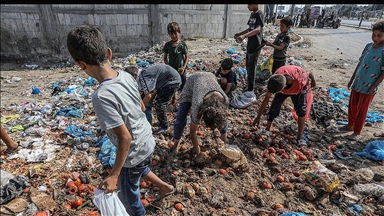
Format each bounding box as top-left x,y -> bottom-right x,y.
93,188 -> 130,216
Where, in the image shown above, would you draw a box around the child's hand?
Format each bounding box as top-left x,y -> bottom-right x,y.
178,67 -> 185,75
368,86 -> 376,95
98,175 -> 118,194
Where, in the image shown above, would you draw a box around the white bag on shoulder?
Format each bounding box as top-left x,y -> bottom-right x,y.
93,188 -> 130,216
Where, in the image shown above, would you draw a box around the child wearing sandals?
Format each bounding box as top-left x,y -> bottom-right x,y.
253,65 -> 316,146
339,20 -> 384,141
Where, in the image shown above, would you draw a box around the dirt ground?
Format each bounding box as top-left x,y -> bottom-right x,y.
0,24 -> 383,216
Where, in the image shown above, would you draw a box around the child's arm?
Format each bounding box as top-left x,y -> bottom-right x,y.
308,72 -> 316,88
368,70 -> 384,95
183,53 -> 189,70
98,124 -> 131,193
348,63 -> 360,89
238,26 -> 262,41
253,90 -> 272,126
163,52 -> 169,65
224,83 -> 232,95
142,90 -> 157,106
140,100 -> 146,112
269,40 -> 286,51
234,29 -> 248,38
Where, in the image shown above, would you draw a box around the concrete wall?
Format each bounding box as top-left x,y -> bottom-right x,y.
0,4 -> 265,63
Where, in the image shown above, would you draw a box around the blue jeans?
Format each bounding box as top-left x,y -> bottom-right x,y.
173,102 -> 228,140
117,154 -> 152,216
173,102 -> 191,140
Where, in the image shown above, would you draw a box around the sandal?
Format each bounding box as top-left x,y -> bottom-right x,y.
297,139 -> 307,147
373,132 -> 384,137
260,130 -> 270,138
346,134 -> 362,141
156,187 -> 176,200
4,142 -> 20,154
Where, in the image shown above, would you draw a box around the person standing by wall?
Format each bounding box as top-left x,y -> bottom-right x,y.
234,4 -> 265,94
163,22 -> 189,105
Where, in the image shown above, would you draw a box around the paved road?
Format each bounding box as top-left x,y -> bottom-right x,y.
341,19 -> 373,28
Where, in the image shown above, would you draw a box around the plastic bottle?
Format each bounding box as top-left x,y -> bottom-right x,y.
40,104 -> 53,115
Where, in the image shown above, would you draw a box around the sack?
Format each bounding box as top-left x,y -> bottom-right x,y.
230,91 -> 257,109
93,189 -> 130,216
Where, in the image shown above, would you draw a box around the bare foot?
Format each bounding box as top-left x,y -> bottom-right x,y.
171,143 -> 180,155
339,125 -> 353,132
373,132 -> 384,137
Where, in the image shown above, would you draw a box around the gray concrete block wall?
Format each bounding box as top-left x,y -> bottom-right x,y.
1,4 -> 264,63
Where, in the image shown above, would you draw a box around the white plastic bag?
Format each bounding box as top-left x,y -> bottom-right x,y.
93,188 -> 130,216
230,91 -> 257,108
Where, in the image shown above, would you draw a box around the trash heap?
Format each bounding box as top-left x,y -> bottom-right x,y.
1,23 -> 384,216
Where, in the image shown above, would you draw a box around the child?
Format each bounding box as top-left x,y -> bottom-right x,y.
266,16 -> 293,74
215,58 -> 237,96
172,72 -> 229,164
67,25 -> 174,216
253,65 -> 316,146
125,64 -> 181,134
234,4 -> 265,93
340,20 -> 384,141
1,124 -> 19,153
163,22 -> 189,104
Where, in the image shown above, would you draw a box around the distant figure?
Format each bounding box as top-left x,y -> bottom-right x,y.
272,12 -> 276,25
359,12 -> 364,27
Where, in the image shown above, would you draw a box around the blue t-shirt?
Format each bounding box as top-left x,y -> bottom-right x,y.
351,43 -> 384,95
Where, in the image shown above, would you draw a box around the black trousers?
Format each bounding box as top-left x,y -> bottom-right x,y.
267,91 -> 308,122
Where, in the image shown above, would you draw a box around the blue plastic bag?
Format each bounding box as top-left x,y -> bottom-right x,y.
280,212 -> 307,216
355,140 -> 384,161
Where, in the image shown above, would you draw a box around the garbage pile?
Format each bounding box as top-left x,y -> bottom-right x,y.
1,23 -> 384,216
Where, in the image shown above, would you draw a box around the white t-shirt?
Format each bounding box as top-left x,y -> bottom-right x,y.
92,70 -> 155,168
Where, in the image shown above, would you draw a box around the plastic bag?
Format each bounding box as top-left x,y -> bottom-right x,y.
302,161 -> 339,192
291,88 -> 313,121
260,55 -> 273,74
355,140 -> 384,161
93,189 -> 129,216
230,91 -> 256,109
